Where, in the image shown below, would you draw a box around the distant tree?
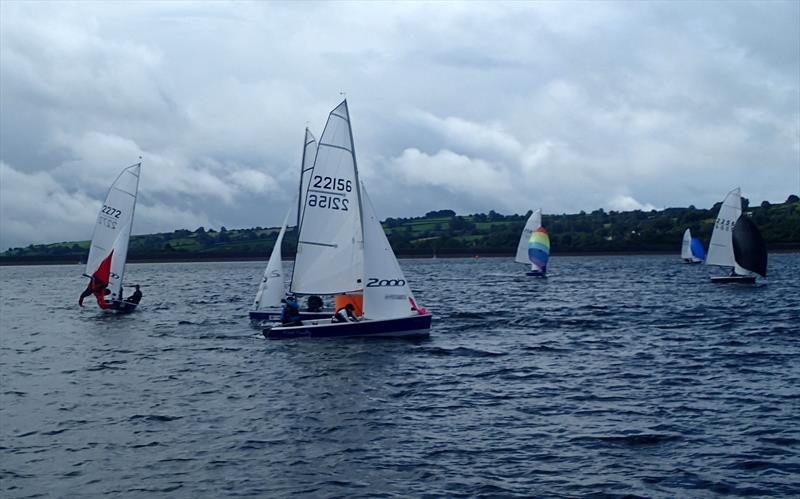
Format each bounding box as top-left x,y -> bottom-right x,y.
220,226 -> 228,233
425,209 -> 455,218
760,200 -> 771,208
787,194 -> 799,204
195,227 -> 205,234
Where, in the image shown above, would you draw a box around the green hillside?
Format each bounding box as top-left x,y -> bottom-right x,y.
2,196 -> 798,264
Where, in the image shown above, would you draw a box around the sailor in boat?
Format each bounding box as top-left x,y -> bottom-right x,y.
332,303 -> 359,323
124,285 -> 143,305
78,276 -> 113,309
280,296 -> 302,326
306,295 -> 324,312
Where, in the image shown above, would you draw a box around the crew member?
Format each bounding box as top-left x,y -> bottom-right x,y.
333,303 -> 358,323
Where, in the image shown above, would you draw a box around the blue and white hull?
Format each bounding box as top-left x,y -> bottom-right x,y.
264,313 -> 432,340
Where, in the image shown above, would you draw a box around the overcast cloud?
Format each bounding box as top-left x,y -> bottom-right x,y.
1,1 -> 798,250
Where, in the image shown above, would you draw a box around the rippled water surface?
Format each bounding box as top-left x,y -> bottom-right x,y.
2,255 -> 799,497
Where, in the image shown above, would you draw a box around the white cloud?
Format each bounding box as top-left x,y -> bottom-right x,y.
608,195 -> 657,212
0,1 -> 798,248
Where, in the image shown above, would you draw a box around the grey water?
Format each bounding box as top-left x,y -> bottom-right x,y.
1,254 -> 799,497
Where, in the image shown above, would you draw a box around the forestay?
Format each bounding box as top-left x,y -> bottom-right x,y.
253,205 -> 292,310
361,186 -> 416,320
290,100 -> 363,295
85,163 -> 141,301
515,209 -> 541,264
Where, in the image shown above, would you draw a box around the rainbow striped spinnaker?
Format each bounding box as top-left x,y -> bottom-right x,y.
528,227 -> 550,273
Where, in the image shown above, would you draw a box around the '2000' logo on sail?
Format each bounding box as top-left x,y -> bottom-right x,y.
366,278 -> 406,287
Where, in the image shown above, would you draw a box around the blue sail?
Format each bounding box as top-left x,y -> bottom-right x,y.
690,237 -> 705,261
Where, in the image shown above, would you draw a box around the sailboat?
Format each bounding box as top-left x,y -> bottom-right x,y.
249,129 -> 332,324
515,208 -> 549,277
265,100 -> 432,339
706,187 -> 767,284
79,162 -> 141,312
680,228 -> 705,263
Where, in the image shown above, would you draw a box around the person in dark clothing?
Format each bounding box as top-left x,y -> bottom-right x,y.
280,296 -> 302,326
307,295 -> 323,312
125,285 -> 143,305
79,276 -> 112,308
332,303 -> 358,323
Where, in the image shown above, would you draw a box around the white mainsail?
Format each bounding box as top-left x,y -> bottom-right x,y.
290,100 -> 363,295
297,128 -> 317,227
253,206 -> 292,310
85,163 -> 141,301
361,186 -> 415,320
515,208 -> 541,264
706,187 -> 748,275
681,228 -> 693,260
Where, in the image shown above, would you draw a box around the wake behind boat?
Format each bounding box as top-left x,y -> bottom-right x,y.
706,187 -> 767,284
79,162 -> 143,313
264,100 -> 432,339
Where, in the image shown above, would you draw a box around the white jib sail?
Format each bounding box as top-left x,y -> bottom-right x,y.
253,206 -> 292,310
515,208 -> 541,264
290,100 -> 363,295
361,186 -> 416,320
681,228 -> 693,260
85,163 -> 141,301
706,187 -> 748,274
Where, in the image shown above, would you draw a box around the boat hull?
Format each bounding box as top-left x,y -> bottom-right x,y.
249,309 -> 333,323
711,275 -> 756,284
525,271 -> 547,277
264,313 -> 432,340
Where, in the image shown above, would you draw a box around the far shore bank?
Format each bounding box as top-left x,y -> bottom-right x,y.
2,248 -> 798,267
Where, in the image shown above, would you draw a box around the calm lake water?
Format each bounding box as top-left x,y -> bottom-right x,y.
1,255 -> 799,497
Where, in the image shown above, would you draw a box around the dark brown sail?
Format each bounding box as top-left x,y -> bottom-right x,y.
732,215 -> 767,277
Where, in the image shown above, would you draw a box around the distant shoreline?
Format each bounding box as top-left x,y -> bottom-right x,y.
2,248 -> 798,266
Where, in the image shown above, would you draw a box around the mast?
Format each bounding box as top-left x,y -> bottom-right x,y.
344,100 -> 366,247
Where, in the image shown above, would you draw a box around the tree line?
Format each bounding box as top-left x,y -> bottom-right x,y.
2,195 -> 798,263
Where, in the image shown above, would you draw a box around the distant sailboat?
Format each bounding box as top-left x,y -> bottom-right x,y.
265,100 -> 432,339
79,162 -> 141,312
249,128 -> 332,324
706,187 -> 767,284
515,209 -> 549,277
680,228 -> 705,263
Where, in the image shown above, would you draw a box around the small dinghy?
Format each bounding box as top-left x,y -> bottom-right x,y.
680,228 -> 705,263
79,162 -> 142,313
706,187 -> 767,284
515,208 -> 549,277
265,100 -> 432,339
249,128 -> 333,324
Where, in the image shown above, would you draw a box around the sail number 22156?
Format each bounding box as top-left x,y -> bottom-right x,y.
312,176 -> 352,192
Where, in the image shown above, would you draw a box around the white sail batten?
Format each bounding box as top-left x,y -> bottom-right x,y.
85,163 -> 141,301
254,206 -> 292,310
361,186 -> 415,320
290,101 -> 363,295
706,187 -> 747,274
681,229 -> 692,260
515,209 -> 541,264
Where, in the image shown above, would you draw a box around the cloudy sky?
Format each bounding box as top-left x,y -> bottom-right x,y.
1,1 -> 798,250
